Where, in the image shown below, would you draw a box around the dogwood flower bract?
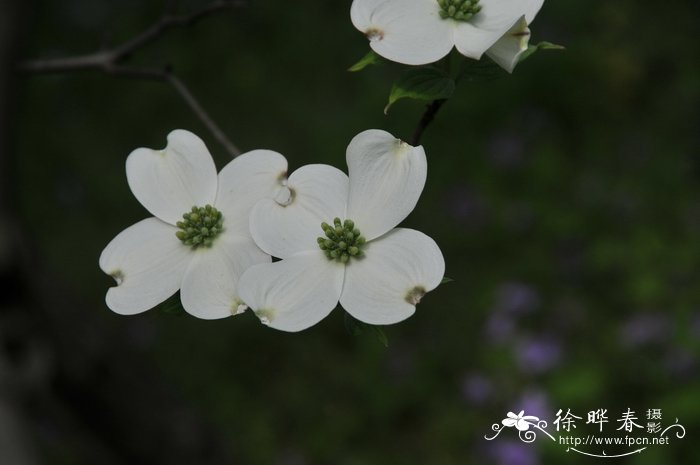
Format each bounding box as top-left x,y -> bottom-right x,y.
238,129 -> 445,332
351,0 -> 544,72
99,129 -> 288,319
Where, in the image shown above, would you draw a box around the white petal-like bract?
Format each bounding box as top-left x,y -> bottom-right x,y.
249,164 -> 349,259
351,0 -> 544,70
346,130 -> 426,241
452,20 -> 515,61
474,0 -> 530,28
349,0 -> 386,29
238,251 -> 345,332
126,130 -> 218,225
340,228 -> 445,325
180,233 -> 271,319
102,130 -> 286,319
521,0 -> 545,23
451,0 -> 527,60
214,149 -> 288,237
485,16 -> 531,73
99,217 -> 191,314
352,0 -> 453,66
241,129 -> 445,331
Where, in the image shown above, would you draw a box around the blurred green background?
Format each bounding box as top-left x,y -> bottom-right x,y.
3,0 -> 700,464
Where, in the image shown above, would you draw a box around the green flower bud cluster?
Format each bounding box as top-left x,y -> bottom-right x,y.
317,217 -> 366,263
175,204 -> 224,249
437,0 -> 482,21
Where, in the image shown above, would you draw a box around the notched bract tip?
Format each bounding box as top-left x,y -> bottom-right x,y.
255,309 -> 275,325
232,301 -> 248,315
110,269 -> 125,285
405,286 -> 427,305
274,186 -> 295,206
365,27 -> 384,42
274,172 -> 295,206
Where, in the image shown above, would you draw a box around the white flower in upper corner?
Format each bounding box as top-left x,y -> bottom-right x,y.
351,0 -> 544,72
238,129 -> 445,332
99,129 -> 289,319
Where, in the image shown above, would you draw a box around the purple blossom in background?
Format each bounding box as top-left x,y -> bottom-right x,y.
515,338 -> 562,374
485,283 -> 540,345
487,131 -> 526,169
486,312 -> 516,344
445,185 -> 489,230
513,390 -> 551,421
461,373 -> 492,405
664,347 -> 696,379
488,440 -> 539,465
493,282 -> 540,316
690,312 -> 700,339
619,313 -> 672,349
384,345 -> 416,380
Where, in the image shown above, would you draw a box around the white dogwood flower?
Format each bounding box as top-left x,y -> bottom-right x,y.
99,129 -> 288,319
351,0 -> 544,72
238,129 -> 445,332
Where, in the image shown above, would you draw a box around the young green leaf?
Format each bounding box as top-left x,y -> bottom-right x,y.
518,41 -> 566,63
155,294 -> 186,317
457,58 -> 507,83
370,325 -> 389,348
348,50 -> 383,72
344,311 -> 365,336
344,312 -> 389,347
440,276 -> 454,284
385,67 -> 455,114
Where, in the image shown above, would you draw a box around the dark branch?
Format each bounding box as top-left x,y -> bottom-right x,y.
166,73 -> 242,157
410,99 -> 447,146
111,1 -> 245,61
105,65 -> 242,157
19,51 -> 112,73
19,0 -> 244,74
18,0 -> 244,157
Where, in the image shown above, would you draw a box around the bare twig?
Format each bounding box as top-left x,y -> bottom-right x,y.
109,65 -> 242,157
18,0 -> 244,157
410,99 -> 447,146
111,0 -> 244,61
166,72 -> 242,157
19,0 -> 244,74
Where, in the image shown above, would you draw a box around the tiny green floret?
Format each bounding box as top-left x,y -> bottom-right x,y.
437,0 -> 482,21
317,218 -> 366,263
175,204 -> 224,249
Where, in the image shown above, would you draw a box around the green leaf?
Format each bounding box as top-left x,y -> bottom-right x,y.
370,325 -> 389,348
344,312 -> 389,347
155,295 -> 186,317
344,311 -> 364,336
348,50 -> 383,72
440,276 -> 454,284
457,58 -> 507,83
519,41 -> 566,63
385,67 -> 455,114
